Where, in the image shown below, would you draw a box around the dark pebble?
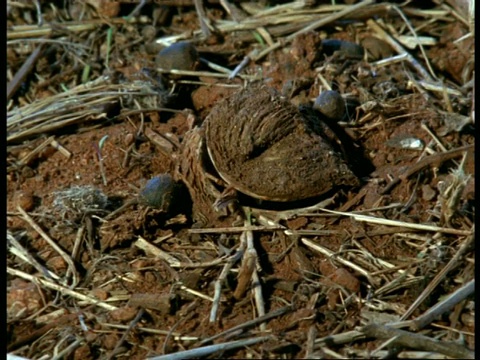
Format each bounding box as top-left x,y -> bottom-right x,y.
321,39 -> 365,59
313,90 -> 346,121
155,42 -> 199,71
138,174 -> 177,211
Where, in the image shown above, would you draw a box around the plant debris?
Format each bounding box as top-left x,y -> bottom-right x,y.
7,0 -> 474,359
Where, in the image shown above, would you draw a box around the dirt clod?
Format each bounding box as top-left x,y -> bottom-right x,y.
14,190 -> 35,211
7,279 -> 44,319
205,83 -> 359,202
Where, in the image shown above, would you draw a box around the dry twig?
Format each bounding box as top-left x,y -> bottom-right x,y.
148,336 -> 272,360
400,232 -> 474,321
359,323 -> 474,359
7,267 -> 117,311
7,43 -> 44,102
16,206 -> 79,287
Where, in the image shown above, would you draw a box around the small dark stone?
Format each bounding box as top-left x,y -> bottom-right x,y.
313,90 -> 346,121
138,174 -> 177,211
155,42 -> 199,72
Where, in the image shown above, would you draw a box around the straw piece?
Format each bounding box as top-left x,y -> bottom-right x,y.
188,225 -> 284,233
317,208 -> 472,236
17,205 -> 79,287
200,306 -> 292,346
286,0 -> 375,40
7,267 -> 117,311
7,43 -> 44,102
135,236 -> 229,268
148,336 -> 272,360
210,244 -> 245,322
400,232 -> 474,321
7,231 -> 60,282
8,23 -> 95,40
380,144 -> 473,195
367,19 -> 435,82
359,323 -> 474,359
410,279 -> 475,331
301,238 -> 379,286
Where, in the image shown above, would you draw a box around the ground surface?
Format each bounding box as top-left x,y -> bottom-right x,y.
7,1 -> 475,359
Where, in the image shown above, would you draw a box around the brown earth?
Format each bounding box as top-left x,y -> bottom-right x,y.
7,1 -> 474,359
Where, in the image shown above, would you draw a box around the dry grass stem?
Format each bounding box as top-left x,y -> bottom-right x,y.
421,123 -> 450,152
17,206 -> 79,286
391,5 -> 437,79
286,0 -> 374,40
356,350 -> 457,358
7,78 -> 166,142
233,248 -> 256,300
7,43 -> 44,102
318,208 -> 472,236
305,325 -> 317,359
188,225 -> 283,233
135,236 -> 228,268
358,323 -> 474,359
367,19 -> 435,82
247,195 -> 336,222
8,23 -> 96,40
201,306 -> 292,346
247,1 -> 319,17
373,275 -> 423,298
7,267 -> 117,311
175,80 -> 243,88
284,229 -> 342,236
49,138 -> 72,158
381,144 -> 473,194
7,231 -> 61,282
158,68 -> 260,81
301,238 -> 378,286
372,53 -> 409,67
35,309 -> 68,324
135,236 -> 181,267
431,323 -> 475,337
51,337 -> 83,360
245,226 -> 266,331
148,336 -> 272,360
200,57 -> 234,75
7,0 -> 474,357
210,246 -> 245,322
351,239 -> 416,279
155,1 -> 381,47
416,80 -> 463,96
102,323 -> 197,340
320,348 -> 345,359
71,225 -> 85,262
105,308 -> 144,360
400,233 -> 474,321
410,279 -> 474,332
179,285 -> 214,302
314,330 -> 366,347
